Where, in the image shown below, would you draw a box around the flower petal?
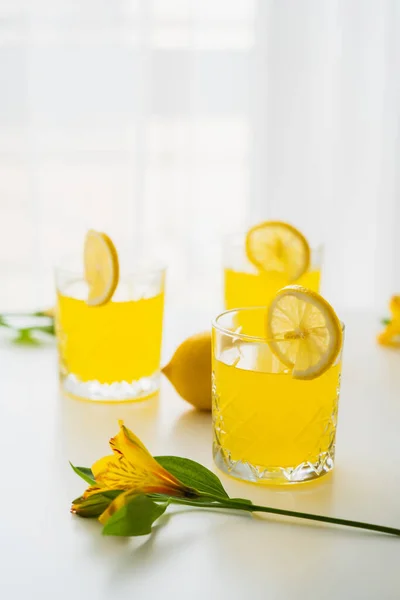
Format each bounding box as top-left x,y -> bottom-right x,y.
99,490 -> 136,524
390,296 -> 400,320
109,422 -> 157,467
86,422 -> 194,500
378,296 -> 400,347
378,324 -> 400,347
106,421 -> 186,490
83,484 -> 107,499
92,455 -> 115,479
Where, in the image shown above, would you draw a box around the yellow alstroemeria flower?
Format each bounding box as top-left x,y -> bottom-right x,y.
378,295 -> 400,347
71,421 -> 196,524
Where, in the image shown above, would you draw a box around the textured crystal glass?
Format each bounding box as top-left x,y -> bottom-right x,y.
223,233 -> 324,309
55,259 -> 165,402
212,307 -> 344,485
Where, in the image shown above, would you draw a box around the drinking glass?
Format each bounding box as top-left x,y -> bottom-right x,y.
223,233 -> 323,309
212,307 -> 344,484
55,259 -> 165,402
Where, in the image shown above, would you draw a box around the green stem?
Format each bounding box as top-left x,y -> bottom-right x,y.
0,312 -> 52,319
0,312 -> 55,338
169,498 -> 226,510
240,502 -> 400,537
169,495 -> 400,537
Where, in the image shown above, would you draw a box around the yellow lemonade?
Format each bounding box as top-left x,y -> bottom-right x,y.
56,291 -> 164,385
224,268 -> 321,309
213,344 -> 341,471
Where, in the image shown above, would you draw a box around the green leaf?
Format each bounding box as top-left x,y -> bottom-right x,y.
102,495 -> 169,537
381,318 -> 391,326
33,310 -> 53,318
33,324 -> 55,336
230,498 -> 253,505
70,463 -> 96,486
155,456 -> 229,499
13,328 -> 40,345
0,312 -> 56,344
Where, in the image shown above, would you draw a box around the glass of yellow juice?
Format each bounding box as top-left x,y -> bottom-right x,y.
223,232 -> 323,310
55,259 -> 165,402
212,306 -> 344,485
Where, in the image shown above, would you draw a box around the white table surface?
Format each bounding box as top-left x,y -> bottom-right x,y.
1,310 -> 400,600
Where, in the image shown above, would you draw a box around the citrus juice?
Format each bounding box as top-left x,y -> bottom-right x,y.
213,344 -> 341,472
224,268 -> 321,309
56,288 -> 164,385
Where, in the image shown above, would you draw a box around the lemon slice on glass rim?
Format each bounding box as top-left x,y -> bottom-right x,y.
246,221 -> 310,281
84,230 -> 119,306
266,285 -> 343,380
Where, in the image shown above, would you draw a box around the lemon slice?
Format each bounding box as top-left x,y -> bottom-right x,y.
266,285 -> 342,380
84,230 -> 119,306
246,221 -> 310,281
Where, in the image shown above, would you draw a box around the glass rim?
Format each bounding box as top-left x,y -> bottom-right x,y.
212,306 -> 345,344
222,231 -> 324,252
54,254 -> 167,279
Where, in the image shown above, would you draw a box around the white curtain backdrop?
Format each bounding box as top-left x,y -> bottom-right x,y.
0,0 -> 399,315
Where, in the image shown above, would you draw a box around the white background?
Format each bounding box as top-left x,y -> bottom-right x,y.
1,0 -> 400,314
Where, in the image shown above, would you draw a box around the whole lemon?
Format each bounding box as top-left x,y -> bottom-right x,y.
162,331 -> 212,411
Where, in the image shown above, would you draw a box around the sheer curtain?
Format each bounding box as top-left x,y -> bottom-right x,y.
252,0 -> 400,312
0,0 -> 399,316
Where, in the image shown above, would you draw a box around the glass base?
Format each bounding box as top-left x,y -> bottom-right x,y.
213,442 -> 335,485
60,372 -> 160,403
